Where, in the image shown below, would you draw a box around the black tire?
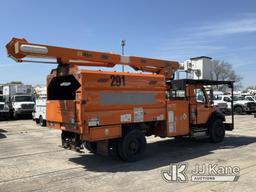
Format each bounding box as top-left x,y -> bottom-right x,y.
13,111 -> 18,119
234,106 -> 243,115
174,136 -> 183,140
84,141 -> 97,153
35,118 -> 40,124
209,119 -> 225,143
4,114 -> 9,121
118,129 -> 146,162
39,116 -> 46,127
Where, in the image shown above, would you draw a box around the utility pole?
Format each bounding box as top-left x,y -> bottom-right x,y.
121,40 -> 126,72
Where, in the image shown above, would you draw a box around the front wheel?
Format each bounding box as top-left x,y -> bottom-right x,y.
13,111 -> 18,119
39,116 -> 46,127
118,129 -> 146,162
84,141 -> 97,153
35,118 -> 40,124
209,119 -> 225,143
234,106 -> 243,115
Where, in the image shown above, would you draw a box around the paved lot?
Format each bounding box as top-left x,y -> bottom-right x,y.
0,115 -> 255,192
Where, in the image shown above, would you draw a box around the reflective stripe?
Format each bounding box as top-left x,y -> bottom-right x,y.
100,92 -> 155,105
20,44 -> 48,54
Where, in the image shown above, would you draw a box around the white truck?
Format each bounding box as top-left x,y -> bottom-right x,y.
233,95 -> 256,114
3,84 -> 35,119
213,95 -> 229,114
0,94 -> 9,120
244,95 -> 256,102
214,95 -> 256,114
35,94 -> 46,126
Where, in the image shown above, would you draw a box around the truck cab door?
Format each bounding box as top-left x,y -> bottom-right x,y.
194,88 -> 211,124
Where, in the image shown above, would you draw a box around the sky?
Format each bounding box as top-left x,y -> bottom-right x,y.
0,0 -> 256,88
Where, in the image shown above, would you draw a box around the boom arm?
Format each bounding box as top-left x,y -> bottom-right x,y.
6,38 -> 180,79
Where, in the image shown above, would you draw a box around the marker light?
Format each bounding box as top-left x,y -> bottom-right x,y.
20,44 -> 48,54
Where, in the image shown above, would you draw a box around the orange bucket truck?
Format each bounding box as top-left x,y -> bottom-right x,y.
6,38 -> 234,161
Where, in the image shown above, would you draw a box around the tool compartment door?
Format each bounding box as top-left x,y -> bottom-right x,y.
166,100 -> 189,137
46,100 -> 75,124
46,74 -> 81,132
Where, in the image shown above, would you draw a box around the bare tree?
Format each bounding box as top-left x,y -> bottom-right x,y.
211,60 -> 242,91
245,86 -> 256,91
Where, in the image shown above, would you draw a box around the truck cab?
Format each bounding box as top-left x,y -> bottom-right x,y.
233,95 -> 256,114
10,95 -> 35,118
166,80 -> 233,138
244,95 -> 256,102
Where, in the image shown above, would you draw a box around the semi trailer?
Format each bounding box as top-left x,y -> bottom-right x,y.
6,38 -> 234,161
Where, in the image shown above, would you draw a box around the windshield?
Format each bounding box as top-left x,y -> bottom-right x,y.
233,96 -> 244,101
39,95 -> 47,99
213,95 -> 222,100
246,97 -> 254,101
14,96 -> 33,102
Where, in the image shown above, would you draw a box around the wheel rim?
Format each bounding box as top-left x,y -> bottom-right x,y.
127,138 -> 140,156
235,107 -> 242,114
39,116 -> 43,125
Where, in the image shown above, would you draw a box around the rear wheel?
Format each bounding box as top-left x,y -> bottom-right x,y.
209,119 -> 225,143
13,111 -> 18,119
118,129 -> 146,162
39,116 -> 46,127
234,106 -> 243,115
35,118 -> 40,124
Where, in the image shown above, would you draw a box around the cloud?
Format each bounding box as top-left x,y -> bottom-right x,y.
156,14 -> 256,61
196,18 -> 256,36
152,15 -> 256,87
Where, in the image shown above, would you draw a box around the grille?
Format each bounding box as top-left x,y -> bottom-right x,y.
0,104 -> 4,110
247,102 -> 256,110
217,103 -> 227,108
21,104 -> 34,110
247,102 -> 256,108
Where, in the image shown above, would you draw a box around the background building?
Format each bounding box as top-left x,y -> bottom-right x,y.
183,56 -> 213,80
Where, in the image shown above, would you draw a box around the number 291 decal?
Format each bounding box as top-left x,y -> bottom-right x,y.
110,75 -> 125,86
